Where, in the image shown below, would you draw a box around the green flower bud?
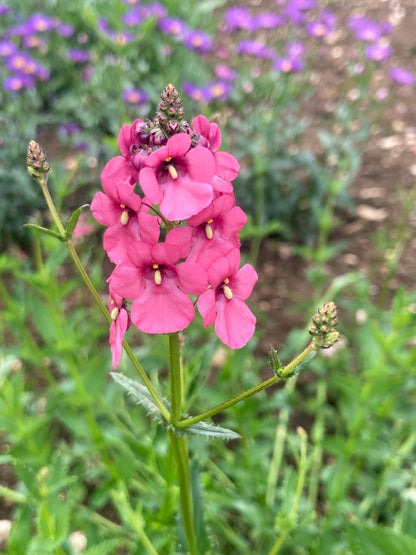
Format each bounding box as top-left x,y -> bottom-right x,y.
26,140 -> 50,182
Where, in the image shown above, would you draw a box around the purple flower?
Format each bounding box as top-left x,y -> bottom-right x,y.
0,40 -> 17,57
22,35 -> 48,50
67,49 -> 91,63
123,88 -> 149,104
274,56 -> 303,73
123,9 -> 143,26
389,67 -> 415,86
349,17 -> 381,42
3,74 -> 35,92
59,123 -> 81,134
237,40 -> 276,59
251,13 -> 284,30
182,82 -> 210,102
215,64 -> 238,81
224,7 -> 253,31
285,41 -> 305,58
184,30 -> 212,53
5,52 -> 31,72
0,4 -> 12,16
57,23 -> 74,37
306,20 -> 331,38
206,81 -> 232,102
26,13 -> 55,33
158,17 -> 187,39
364,44 -> 392,62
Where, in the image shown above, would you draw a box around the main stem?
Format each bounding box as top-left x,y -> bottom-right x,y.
169,333 -> 198,555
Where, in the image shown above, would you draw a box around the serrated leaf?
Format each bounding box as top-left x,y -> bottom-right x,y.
23,223 -> 65,242
110,372 -> 167,423
175,420 -> 241,441
65,204 -> 89,238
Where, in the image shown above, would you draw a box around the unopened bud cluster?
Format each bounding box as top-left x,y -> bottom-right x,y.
309,301 -> 339,348
26,140 -> 50,181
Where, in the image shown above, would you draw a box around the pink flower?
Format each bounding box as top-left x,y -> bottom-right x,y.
139,133 -> 215,221
192,115 -> 240,193
109,230 -> 208,334
108,288 -> 130,369
197,249 -> 257,349
101,120 -> 150,189
187,194 -> 247,269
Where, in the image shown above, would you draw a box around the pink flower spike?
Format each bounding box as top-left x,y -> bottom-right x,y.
193,115 -> 222,152
198,249 -> 258,349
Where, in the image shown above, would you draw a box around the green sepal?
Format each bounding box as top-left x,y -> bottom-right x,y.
268,347 -> 283,377
65,204 -> 90,238
23,223 -> 65,242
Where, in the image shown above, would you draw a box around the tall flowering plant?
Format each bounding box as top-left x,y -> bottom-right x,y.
26,85 -> 339,554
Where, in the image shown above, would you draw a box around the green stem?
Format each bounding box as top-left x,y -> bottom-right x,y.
168,332 -> 198,555
37,179 -> 170,422
267,428 -> 308,555
175,343 -> 316,429
0,483 -> 26,504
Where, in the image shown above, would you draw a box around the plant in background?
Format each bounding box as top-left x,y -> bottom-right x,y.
21,85 -> 340,554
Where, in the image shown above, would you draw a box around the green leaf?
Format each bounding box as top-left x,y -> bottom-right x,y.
23,223 -> 65,242
65,204 -> 89,238
110,372 -> 167,423
347,522 -> 416,555
175,420 -> 241,441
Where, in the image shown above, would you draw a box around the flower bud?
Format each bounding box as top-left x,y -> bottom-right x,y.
26,140 -> 50,182
309,301 -> 340,349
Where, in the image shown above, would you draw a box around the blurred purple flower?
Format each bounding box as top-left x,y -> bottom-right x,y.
139,2 -> 167,19
123,88 -> 149,104
123,9 -> 143,26
158,17 -> 187,39
22,35 -> 48,51
122,0 -> 140,4
389,67 -> 415,86
5,52 -> 31,72
364,44 -> 392,62
252,13 -> 285,30
286,41 -> 305,58
274,56 -> 303,73
3,74 -> 35,91
57,23 -> 75,37
289,0 -> 316,9
349,17 -> 381,42
182,82 -> 210,102
215,64 -> 238,81
224,6 -> 253,31
207,81 -> 232,101
59,123 -> 81,134
0,4 -> 11,16
26,13 -> 55,33
184,30 -> 212,53
0,40 -> 17,57
237,40 -> 276,59
67,49 -> 91,63
306,20 -> 331,38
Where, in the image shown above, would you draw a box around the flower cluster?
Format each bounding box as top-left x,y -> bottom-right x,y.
91,85 -> 258,368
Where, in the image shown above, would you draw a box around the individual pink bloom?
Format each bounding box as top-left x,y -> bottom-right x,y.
192,115 -> 240,193
103,208 -> 160,264
109,230 -> 208,334
187,194 -> 247,269
91,181 -> 159,264
139,133 -> 215,221
101,119 -> 150,189
197,249 -> 257,349
108,288 -> 130,369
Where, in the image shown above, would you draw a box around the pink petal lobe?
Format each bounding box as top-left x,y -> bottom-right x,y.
91,192 -> 120,227
131,279 -> 195,334
167,133 -> 192,158
110,308 -> 129,369
159,176 -> 213,221
215,297 -> 256,349
139,167 -> 163,204
231,264 -> 258,299
215,151 -> 240,181
109,265 -> 143,299
197,289 -> 216,327
176,262 -> 208,295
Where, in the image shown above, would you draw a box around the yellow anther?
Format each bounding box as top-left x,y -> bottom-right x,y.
165,156 -> 172,162
168,164 -> 178,179
110,299 -> 115,305
152,264 -> 159,269
223,285 -> 233,300
154,269 -> 162,285
224,278 -> 230,284
205,222 -> 213,239
120,210 -> 129,225
110,307 -> 119,320
120,203 -> 126,208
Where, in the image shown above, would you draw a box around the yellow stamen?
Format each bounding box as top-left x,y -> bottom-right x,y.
223,285 -> 233,300
224,278 -> 230,284
168,164 -> 178,179
205,220 -> 213,239
154,269 -> 162,285
110,307 -> 119,320
120,210 -> 129,225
